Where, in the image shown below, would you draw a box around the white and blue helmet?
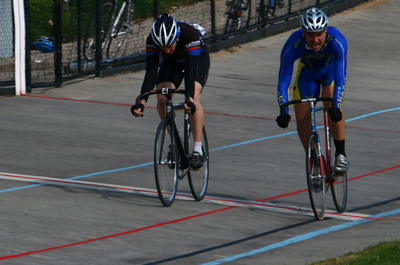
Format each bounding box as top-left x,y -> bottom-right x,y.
300,8 -> 329,32
151,13 -> 180,46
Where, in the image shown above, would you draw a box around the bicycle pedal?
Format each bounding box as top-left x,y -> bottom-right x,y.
192,167 -> 201,171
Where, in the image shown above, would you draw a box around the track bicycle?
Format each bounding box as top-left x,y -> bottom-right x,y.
280,97 -> 348,220
256,0 -> 284,24
133,88 -> 210,207
83,0 -> 135,61
224,0 -> 251,34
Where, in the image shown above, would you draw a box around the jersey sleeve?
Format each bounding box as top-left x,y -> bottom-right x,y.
182,29 -> 203,99
139,35 -> 160,101
331,30 -> 348,109
184,55 -> 200,99
277,36 -> 298,114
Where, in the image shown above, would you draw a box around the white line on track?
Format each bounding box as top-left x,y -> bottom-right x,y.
0,172 -> 369,221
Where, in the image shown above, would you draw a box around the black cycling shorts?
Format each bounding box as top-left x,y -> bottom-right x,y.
157,53 -> 210,89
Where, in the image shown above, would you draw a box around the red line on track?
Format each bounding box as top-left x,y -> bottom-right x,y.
1,165 -> 399,260
0,206 -> 237,260
23,94 -> 400,128
21,94 -> 274,120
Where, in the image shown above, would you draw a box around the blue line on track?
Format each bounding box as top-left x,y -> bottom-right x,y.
200,209 -> 400,265
1,107 -> 399,194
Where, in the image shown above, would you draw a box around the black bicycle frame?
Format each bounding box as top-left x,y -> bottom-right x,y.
136,88 -> 193,170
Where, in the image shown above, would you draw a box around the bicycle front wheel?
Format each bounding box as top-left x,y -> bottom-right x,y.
154,120 -> 178,207
188,126 -> 209,201
306,134 -> 326,220
83,1 -> 114,61
330,133 -> 348,213
106,0 -> 135,59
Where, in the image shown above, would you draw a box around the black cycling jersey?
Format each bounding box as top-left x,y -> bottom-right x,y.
140,21 -> 209,100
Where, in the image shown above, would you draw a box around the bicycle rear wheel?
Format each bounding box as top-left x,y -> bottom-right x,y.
83,1 -> 114,61
154,120 -> 178,207
188,126 -> 209,201
306,134 -> 326,220
330,133 -> 348,213
106,0 -> 135,59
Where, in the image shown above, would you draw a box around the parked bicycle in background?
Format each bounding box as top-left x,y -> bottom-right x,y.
83,0 -> 135,61
257,0 -> 284,24
224,0 -> 251,33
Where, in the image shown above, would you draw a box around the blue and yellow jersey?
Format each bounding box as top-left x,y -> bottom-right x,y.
277,27 -> 348,111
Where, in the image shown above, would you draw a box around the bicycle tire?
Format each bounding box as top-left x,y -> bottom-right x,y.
106,0 -> 135,59
154,120 -> 179,207
83,1 -> 114,61
306,134 -> 326,220
329,133 -> 348,213
188,126 -> 209,201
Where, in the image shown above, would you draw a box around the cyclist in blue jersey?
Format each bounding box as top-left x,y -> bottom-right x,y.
275,7 -> 349,174
132,13 -> 210,169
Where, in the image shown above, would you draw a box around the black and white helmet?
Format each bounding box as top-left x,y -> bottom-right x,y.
300,8 -> 329,32
151,13 -> 180,47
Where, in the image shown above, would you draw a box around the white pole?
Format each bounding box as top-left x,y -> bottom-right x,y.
13,0 -> 26,96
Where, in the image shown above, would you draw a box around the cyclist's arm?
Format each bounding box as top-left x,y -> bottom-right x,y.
332,30 -> 348,109
184,47 -> 202,100
139,46 -> 160,102
277,42 -> 297,114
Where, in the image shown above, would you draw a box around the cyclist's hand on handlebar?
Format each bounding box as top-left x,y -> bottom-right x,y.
276,114 -> 291,128
184,99 -> 196,115
131,102 -> 145,117
328,107 -> 342,122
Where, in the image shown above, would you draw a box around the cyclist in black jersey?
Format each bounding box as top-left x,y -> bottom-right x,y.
132,13 -> 210,169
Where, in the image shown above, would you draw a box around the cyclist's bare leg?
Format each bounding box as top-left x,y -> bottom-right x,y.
156,82 -> 175,120
321,85 -> 345,141
294,102 -> 312,150
189,82 -> 204,144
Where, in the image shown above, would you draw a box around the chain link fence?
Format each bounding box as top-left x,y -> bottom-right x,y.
0,0 -> 368,93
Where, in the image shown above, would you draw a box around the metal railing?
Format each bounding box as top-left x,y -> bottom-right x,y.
0,0 -> 369,94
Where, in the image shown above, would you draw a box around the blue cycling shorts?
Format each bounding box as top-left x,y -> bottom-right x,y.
293,61 -> 335,101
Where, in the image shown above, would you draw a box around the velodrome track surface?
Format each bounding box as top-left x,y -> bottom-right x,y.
1,0 -> 399,264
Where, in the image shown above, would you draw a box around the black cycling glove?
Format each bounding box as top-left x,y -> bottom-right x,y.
276,114 -> 291,128
130,104 -> 145,117
328,107 -> 342,122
